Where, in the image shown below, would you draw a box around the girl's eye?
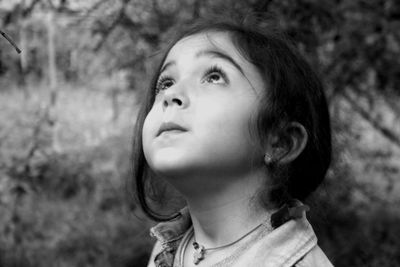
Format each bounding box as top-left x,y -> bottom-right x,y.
203,65 -> 228,84
155,65 -> 227,94
206,73 -> 222,83
155,76 -> 174,94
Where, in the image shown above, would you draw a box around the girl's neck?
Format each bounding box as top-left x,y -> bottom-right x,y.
183,170 -> 275,249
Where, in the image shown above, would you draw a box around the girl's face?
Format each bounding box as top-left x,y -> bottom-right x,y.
142,32 -> 266,182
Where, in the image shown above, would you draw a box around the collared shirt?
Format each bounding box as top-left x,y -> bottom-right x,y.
147,203 -> 334,267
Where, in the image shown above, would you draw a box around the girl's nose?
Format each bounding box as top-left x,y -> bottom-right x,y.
162,84 -> 189,110
163,95 -> 182,107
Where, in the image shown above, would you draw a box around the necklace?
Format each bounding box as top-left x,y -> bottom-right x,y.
191,222 -> 264,265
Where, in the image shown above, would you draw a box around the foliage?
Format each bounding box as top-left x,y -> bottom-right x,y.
0,86 -> 152,267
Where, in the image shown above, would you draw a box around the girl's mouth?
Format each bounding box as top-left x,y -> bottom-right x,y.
157,122 -> 187,136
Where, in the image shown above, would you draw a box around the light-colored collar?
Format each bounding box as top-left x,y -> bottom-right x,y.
150,207 -> 191,249
149,200 -> 316,267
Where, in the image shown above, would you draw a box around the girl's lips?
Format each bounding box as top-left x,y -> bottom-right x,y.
159,129 -> 186,136
157,122 -> 187,136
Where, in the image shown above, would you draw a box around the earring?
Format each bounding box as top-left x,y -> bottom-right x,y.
264,153 -> 273,164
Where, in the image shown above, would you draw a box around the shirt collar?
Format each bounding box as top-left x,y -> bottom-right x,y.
150,207 -> 191,247
150,200 -> 309,246
149,200 -> 315,267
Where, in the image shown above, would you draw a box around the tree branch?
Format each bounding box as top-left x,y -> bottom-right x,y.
93,12 -> 123,52
0,30 -> 21,53
342,90 -> 400,148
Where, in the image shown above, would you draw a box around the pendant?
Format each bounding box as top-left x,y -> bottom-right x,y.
192,242 -> 205,265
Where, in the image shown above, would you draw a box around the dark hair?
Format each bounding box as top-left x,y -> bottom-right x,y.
132,15 -> 332,221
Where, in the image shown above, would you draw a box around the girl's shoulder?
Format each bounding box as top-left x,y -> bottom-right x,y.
250,214 -> 334,267
147,240 -> 162,267
293,245 -> 334,267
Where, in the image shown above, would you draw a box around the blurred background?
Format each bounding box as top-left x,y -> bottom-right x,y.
0,0 -> 399,266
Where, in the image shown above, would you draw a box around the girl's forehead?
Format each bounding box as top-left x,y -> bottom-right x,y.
162,32 -> 261,80
165,32 -> 242,62
176,32 -> 234,49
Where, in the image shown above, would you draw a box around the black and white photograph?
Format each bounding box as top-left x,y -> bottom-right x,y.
0,0 -> 399,266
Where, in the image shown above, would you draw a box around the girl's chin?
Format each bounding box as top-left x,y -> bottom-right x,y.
149,153 -> 188,170
150,159 -> 214,181
149,157 -> 194,176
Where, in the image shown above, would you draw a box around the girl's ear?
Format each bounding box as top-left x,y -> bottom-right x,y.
265,122 -> 308,165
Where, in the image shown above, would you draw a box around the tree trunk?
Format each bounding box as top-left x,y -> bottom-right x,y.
111,87 -> 120,123
47,11 -> 61,152
19,21 -> 29,99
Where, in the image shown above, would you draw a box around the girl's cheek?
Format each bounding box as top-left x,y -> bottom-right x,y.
142,114 -> 152,139
143,110 -> 158,135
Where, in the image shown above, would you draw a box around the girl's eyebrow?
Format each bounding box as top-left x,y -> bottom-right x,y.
159,49 -> 245,76
195,49 -> 245,75
160,61 -> 175,74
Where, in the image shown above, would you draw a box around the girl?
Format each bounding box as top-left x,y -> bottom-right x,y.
132,15 -> 334,267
